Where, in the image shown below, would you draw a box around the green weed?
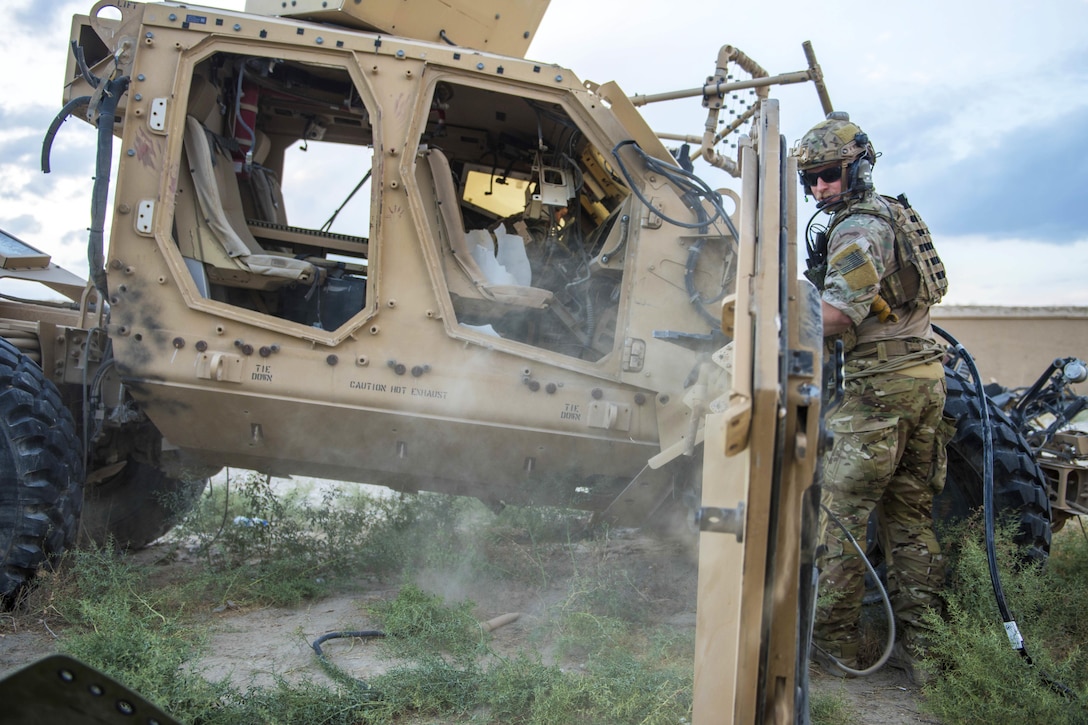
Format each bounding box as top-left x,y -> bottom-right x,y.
30,478 -> 703,724
479,651 -> 564,722
921,516 -> 1088,724
368,584 -> 484,664
53,474 -> 1088,723
40,548 -> 234,721
209,679 -> 377,725
809,685 -> 858,725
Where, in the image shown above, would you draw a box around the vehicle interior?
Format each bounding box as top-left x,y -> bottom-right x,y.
170,51 -> 732,362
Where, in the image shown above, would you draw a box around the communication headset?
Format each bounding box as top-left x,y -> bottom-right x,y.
799,124 -> 877,202
845,131 -> 875,192
847,157 -> 873,193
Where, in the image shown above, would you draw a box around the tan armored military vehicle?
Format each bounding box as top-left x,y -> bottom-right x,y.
0,0 -> 845,720
6,2 -> 1079,720
0,0 -> 831,570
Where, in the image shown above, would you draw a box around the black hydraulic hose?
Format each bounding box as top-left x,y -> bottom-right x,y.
933,326 -> 1017,638
933,325 -> 1078,700
311,630 -> 386,694
41,96 -> 91,174
609,140 -> 737,329
610,139 -> 739,239
71,40 -> 101,88
88,75 -> 130,298
47,41 -> 126,296
312,629 -> 386,656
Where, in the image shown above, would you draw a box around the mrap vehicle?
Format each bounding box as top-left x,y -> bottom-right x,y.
0,1 -> 839,721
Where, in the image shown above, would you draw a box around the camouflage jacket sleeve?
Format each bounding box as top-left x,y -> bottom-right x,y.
821,211 -> 896,326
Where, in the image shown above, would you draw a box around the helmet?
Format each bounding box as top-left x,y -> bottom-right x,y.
794,111 -> 877,200
794,111 -> 876,170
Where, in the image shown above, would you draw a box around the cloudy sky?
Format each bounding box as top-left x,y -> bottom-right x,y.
2,0 -> 1086,305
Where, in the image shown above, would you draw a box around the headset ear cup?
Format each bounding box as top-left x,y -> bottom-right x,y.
847,158 -> 873,192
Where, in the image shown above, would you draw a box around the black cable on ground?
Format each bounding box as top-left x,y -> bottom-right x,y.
311,630 -> 386,696
934,325 -> 1079,701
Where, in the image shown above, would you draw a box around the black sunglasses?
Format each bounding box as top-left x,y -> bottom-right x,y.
801,166 -> 842,187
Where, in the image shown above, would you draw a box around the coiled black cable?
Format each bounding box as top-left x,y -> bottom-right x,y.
610,140 -> 739,328
610,139 -> 737,238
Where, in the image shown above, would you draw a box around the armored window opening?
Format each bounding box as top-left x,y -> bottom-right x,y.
415,80 -> 632,362
173,52 -> 374,332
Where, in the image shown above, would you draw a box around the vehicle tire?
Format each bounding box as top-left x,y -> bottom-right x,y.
79,461 -> 208,550
933,365 -> 1052,563
0,338 -> 84,603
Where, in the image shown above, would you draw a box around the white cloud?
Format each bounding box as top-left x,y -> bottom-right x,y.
0,0 -> 1084,306
937,235 -> 1088,306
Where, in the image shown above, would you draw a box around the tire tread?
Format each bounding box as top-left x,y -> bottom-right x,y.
936,366 -> 1052,562
0,338 -> 83,603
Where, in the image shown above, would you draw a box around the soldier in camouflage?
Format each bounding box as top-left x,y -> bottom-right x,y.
794,112 -> 954,685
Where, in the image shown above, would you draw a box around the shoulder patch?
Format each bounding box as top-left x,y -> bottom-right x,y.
830,242 -> 879,291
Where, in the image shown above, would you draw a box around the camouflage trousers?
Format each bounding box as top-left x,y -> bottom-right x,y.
814,368 -> 955,661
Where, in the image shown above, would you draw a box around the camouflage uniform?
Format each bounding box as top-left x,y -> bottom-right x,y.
813,193 -> 953,663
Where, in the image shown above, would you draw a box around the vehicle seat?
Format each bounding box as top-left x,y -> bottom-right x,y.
426,147 -> 553,309
179,115 -> 316,291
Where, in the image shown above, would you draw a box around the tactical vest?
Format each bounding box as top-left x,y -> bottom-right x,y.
827,193 -> 948,309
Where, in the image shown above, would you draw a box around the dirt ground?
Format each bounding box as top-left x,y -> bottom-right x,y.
0,526 -> 933,723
